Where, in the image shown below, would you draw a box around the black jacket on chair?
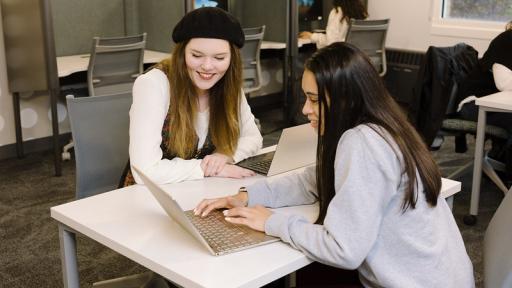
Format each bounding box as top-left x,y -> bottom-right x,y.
411,43 -> 479,146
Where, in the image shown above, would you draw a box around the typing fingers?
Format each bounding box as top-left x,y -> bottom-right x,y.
194,198 -> 225,217
224,206 -> 251,218
224,205 -> 271,232
224,215 -> 250,226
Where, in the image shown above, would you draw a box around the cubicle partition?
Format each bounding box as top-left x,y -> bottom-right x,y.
51,0 -> 126,56
137,0 -> 184,52
51,0 -> 182,56
230,0 -> 287,43
1,0 -> 62,175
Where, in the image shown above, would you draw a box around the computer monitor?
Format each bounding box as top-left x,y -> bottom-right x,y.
298,0 -> 323,22
194,0 -> 228,10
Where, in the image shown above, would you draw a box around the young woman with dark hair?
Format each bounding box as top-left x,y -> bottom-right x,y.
194,42 -> 474,287
299,0 -> 368,49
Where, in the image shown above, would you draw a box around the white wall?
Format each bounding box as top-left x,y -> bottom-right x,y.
368,0 -> 503,55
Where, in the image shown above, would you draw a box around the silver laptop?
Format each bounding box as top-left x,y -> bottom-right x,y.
236,123 -> 317,176
132,166 -> 278,256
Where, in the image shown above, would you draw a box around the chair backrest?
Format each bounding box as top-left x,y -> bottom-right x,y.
87,33 -> 146,96
345,19 -> 389,76
66,92 -> 132,199
484,190 -> 512,288
241,26 -> 265,95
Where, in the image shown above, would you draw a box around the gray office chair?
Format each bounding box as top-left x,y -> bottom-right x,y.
345,19 -> 390,76
62,33 -> 146,161
242,26 -> 265,94
66,92 -> 132,199
484,188 -> 512,288
87,33 -> 146,96
66,92 -> 169,288
241,26 -> 265,130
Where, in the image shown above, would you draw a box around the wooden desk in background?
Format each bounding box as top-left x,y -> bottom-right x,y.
261,38 -> 313,50
57,49 -> 170,77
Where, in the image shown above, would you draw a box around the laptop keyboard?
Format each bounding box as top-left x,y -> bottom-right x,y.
185,210 -> 260,253
236,151 -> 275,175
246,158 -> 272,173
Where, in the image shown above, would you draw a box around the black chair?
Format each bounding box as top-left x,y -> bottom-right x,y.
412,43 -> 510,225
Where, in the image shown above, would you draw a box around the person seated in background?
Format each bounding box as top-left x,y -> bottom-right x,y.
121,7 -> 262,186
299,0 -> 368,49
194,42 -> 475,287
457,20 -> 512,182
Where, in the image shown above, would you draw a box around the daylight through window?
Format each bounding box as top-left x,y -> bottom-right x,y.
441,0 -> 512,22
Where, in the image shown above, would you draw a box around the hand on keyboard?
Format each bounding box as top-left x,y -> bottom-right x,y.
223,205 -> 272,232
195,191 -> 248,217
194,192 -> 272,232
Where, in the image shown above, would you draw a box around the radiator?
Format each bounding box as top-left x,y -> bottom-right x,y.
384,48 -> 425,110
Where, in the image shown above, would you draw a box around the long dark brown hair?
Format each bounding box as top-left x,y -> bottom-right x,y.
306,42 -> 441,223
332,0 -> 368,22
157,41 -> 242,159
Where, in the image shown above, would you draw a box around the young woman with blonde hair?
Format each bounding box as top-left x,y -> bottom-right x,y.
122,7 -> 262,186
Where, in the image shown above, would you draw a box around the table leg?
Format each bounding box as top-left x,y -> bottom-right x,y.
49,88 -> 62,176
12,92 -> 24,158
58,224 -> 79,288
287,271 -> 296,287
446,196 -> 454,211
469,108 -> 486,216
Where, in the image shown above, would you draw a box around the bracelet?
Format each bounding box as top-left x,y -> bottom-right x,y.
238,187 -> 248,206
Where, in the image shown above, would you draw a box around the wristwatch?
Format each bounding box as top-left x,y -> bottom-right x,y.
238,187 -> 248,206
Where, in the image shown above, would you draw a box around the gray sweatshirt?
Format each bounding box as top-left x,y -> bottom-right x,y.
247,125 -> 474,288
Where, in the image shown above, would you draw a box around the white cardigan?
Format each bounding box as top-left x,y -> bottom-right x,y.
129,69 -> 263,184
310,7 -> 349,49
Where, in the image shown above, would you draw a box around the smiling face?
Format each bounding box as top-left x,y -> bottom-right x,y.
185,38 -> 231,94
301,69 -> 321,132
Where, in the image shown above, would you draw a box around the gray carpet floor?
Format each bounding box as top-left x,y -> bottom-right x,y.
0,108 -> 505,288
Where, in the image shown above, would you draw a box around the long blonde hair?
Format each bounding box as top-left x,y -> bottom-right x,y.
157,41 -> 242,159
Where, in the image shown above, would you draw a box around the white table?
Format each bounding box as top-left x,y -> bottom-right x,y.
261,39 -> 313,50
51,147 -> 461,288
57,49 -> 170,77
469,91 -> 512,218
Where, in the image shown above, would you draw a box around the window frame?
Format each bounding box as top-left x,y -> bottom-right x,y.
430,0 -> 506,40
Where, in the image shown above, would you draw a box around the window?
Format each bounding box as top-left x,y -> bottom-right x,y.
442,0 -> 512,22
431,0 -> 510,39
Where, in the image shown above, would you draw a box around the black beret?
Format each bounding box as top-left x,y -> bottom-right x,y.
172,7 -> 244,48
